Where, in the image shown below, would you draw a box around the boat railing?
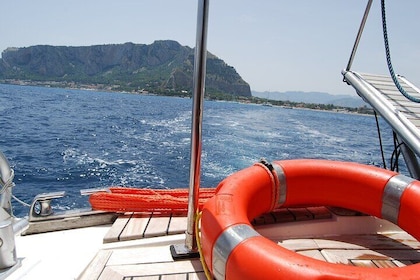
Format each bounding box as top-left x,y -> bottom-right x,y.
171,0 -> 210,257
343,0 -> 420,178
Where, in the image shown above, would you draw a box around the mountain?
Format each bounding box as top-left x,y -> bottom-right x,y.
252,90 -> 367,108
0,40 -> 251,97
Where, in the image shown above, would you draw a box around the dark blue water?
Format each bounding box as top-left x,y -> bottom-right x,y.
0,84 -> 396,217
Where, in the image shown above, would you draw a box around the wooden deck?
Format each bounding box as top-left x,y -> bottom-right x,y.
103,212 -> 189,243
79,207 -> 420,280
102,206 -> 332,244
279,232 -> 420,268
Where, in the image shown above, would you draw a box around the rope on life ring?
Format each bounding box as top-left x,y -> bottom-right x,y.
89,187 -> 216,214
200,159 -> 420,280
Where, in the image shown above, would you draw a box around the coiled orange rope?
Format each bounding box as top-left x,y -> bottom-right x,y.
89,187 -> 216,214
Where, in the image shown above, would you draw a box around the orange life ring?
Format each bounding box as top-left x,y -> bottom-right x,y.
200,159 -> 420,280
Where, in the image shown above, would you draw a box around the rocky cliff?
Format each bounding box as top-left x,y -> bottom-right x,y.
0,40 -> 251,97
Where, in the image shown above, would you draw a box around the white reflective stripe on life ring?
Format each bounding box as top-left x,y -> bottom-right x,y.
212,224 -> 260,280
272,162 -> 286,207
381,174 -> 415,224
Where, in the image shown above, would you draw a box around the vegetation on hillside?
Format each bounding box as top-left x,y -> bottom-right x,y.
0,41 -> 251,97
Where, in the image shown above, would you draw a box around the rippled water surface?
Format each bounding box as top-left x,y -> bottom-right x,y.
0,84 -> 394,216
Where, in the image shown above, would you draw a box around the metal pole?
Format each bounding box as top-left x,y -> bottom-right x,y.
345,0 -> 373,71
185,0 -> 209,252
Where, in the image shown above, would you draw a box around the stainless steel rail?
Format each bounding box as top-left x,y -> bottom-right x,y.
345,0 -> 373,72
342,70 -> 420,158
185,0 -> 210,252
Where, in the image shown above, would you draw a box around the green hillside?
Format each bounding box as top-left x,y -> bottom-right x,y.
0,40 -> 251,98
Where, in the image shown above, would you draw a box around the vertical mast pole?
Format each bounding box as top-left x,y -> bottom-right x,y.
185,0 -> 209,251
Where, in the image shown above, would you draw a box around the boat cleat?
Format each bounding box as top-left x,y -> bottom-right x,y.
29,191 -> 66,219
23,188 -> 116,235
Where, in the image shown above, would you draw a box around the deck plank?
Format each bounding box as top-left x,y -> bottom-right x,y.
160,274 -> 188,280
321,249 -> 384,265
167,215 -> 188,235
78,250 -> 113,280
278,239 -> 319,251
98,266 -> 125,280
144,215 -> 171,237
103,213 -> 132,243
101,260 -> 204,278
321,249 -> 420,265
106,246 -> 174,266
91,207 -> 420,279
314,234 -> 409,250
297,250 -> 328,262
382,232 -> 420,249
350,260 -> 377,268
188,272 -> 207,280
104,207 -> 335,243
119,214 -> 151,241
307,206 -> 332,219
289,207 -> 313,221
271,208 -> 295,223
372,260 -> 398,268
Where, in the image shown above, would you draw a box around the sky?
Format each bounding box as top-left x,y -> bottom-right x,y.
1,0 -> 419,96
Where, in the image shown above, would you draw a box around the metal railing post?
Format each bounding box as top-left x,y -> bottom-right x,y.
185,0 -> 209,251
170,0 -> 209,257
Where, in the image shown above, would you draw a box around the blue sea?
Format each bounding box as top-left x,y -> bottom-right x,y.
0,84 -> 396,217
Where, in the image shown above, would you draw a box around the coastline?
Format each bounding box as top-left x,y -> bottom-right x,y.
0,79 -> 373,115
